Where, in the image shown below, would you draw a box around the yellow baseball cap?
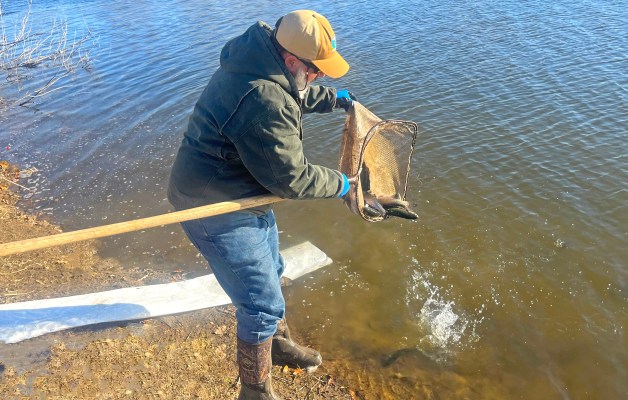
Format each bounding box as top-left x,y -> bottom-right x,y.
275,10 -> 350,79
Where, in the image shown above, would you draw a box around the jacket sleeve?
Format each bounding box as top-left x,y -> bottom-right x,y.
301,85 -> 336,114
230,103 -> 344,199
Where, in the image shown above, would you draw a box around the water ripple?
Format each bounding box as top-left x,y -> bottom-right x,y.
1,1 -> 627,397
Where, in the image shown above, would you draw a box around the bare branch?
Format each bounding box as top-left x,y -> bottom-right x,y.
1,1 -> 94,109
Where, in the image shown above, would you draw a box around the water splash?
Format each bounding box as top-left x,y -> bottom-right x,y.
406,267 -> 481,362
419,298 -> 466,349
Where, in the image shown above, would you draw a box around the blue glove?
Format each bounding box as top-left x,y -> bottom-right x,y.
338,174 -> 351,197
338,173 -> 360,197
335,90 -> 358,112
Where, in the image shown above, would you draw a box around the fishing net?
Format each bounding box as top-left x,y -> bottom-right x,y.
339,102 -> 419,222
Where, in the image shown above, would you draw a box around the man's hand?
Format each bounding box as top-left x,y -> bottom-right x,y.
335,90 -> 358,112
338,170 -> 360,197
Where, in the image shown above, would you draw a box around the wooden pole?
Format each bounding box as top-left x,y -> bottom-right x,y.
0,194 -> 283,257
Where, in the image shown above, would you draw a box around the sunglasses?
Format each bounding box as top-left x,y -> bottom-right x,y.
298,58 -> 321,75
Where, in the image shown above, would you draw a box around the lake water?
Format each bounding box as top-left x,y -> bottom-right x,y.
1,0 -> 626,398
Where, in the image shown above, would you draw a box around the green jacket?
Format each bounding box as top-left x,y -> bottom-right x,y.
168,21 -> 343,213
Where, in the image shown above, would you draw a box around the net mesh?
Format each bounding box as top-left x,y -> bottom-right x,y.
339,103 -> 418,222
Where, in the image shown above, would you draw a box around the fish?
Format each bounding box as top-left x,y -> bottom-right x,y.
382,347 -> 439,369
360,165 -> 418,220
363,191 -> 387,218
377,196 -> 419,220
362,192 -> 419,220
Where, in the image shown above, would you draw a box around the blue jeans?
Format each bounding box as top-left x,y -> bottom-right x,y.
180,210 -> 285,344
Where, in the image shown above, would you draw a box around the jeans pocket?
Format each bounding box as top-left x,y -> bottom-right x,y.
257,215 -> 270,231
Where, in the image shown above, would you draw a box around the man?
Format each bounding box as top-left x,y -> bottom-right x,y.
168,10 -> 356,399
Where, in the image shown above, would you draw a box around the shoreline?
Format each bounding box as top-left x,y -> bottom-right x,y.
0,161 -> 355,399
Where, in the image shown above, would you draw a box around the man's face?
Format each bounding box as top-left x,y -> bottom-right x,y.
286,56 -> 325,96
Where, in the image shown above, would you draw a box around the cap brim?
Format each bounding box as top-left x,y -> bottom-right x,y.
312,52 -> 350,79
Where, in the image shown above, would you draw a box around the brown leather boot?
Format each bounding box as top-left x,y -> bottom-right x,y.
272,318 -> 322,372
237,337 -> 281,400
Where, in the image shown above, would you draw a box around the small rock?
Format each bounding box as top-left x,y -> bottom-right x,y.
213,325 -> 227,335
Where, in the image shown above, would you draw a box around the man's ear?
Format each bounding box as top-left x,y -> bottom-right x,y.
283,54 -> 299,74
